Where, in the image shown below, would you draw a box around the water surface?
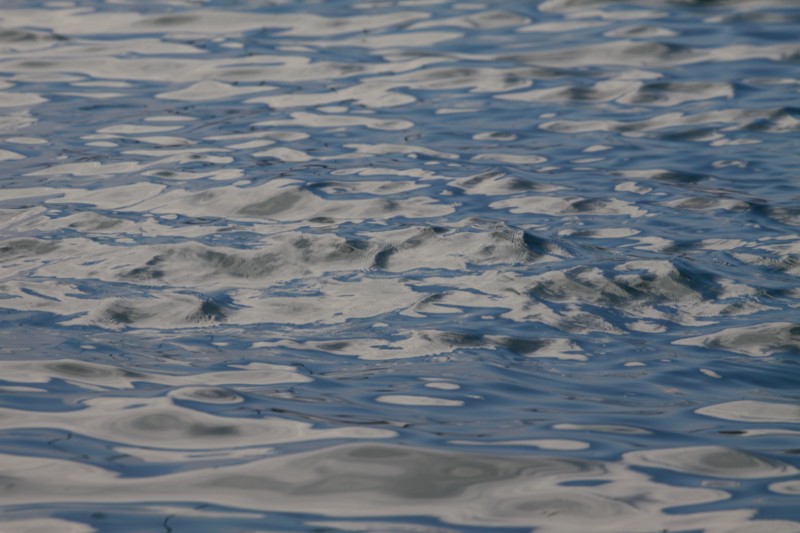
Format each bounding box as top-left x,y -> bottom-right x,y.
1,0 -> 799,531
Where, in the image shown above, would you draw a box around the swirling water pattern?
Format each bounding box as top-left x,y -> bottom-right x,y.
0,0 -> 799,531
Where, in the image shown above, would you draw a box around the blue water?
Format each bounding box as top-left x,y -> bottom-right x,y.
1,0 -> 799,531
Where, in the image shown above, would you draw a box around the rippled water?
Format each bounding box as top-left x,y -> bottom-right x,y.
1,0 -> 799,531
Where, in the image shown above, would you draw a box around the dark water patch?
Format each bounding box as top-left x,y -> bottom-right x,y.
0,238 -> 58,260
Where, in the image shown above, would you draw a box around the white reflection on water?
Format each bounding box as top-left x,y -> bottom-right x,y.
697,400 -> 800,423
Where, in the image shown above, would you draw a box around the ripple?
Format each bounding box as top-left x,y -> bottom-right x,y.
0,359 -> 310,389
307,521 -> 459,533
0,396 -> 395,450
553,424 -> 652,436
453,439 -> 590,451
697,401 -> 800,423
771,479 -> 800,496
625,446 -> 796,479
376,395 -> 464,407
168,386 -> 244,404
156,81 -> 275,102
1,443 -> 796,531
491,195 -> 647,217
0,149 -> 25,161
673,322 -> 800,357
0,518 -> 94,533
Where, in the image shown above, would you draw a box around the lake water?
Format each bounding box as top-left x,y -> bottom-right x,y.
1,0 -> 799,531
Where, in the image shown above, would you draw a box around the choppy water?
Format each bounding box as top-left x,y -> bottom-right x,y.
1,0 -> 799,531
